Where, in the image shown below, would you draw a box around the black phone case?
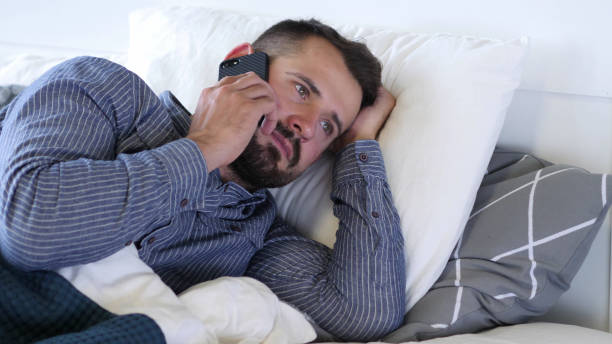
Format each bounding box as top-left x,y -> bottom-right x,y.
218,52 -> 269,81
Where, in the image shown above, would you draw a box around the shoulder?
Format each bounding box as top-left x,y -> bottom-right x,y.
37,56 -> 136,85
16,56 -> 154,115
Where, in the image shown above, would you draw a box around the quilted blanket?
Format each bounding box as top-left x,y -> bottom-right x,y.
0,255 -> 164,343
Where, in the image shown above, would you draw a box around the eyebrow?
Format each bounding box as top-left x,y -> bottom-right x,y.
287,72 -> 321,96
287,72 -> 344,135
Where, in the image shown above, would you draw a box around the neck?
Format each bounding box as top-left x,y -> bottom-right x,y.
218,165 -> 258,193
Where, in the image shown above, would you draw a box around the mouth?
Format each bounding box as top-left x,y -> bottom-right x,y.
270,130 -> 293,161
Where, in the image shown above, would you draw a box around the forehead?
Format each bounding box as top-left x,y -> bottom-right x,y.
270,36 -> 363,127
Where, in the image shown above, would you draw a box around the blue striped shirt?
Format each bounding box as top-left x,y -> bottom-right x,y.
0,56 -> 405,341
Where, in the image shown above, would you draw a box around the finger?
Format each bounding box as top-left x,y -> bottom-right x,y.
218,71 -> 278,102
248,96 -> 278,121
257,84 -> 279,135
222,71 -> 267,89
259,113 -> 278,135
224,73 -> 278,104
245,81 -> 279,134
217,72 -> 249,86
238,83 -> 277,100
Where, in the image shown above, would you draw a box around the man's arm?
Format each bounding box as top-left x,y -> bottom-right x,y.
246,141 -> 405,341
0,57 -> 209,270
246,87 -> 405,341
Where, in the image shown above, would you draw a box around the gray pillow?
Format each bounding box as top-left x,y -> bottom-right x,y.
384,149 -> 611,342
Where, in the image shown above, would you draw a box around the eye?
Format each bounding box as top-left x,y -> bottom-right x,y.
295,83 -> 309,100
320,120 -> 333,135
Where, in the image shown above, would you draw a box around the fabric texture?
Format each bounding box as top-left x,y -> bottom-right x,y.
0,254 -> 164,344
0,56 -> 404,341
58,245 -> 216,344
0,85 -> 23,133
0,84 -> 24,107
392,323 -> 612,344
58,245 -> 316,344
180,276 -> 316,343
126,5 -> 528,310
0,55 -> 73,88
383,149 -> 611,342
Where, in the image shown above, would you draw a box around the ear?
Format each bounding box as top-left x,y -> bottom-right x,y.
224,42 -> 255,60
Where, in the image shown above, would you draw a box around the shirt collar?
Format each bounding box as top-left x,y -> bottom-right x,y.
159,90 -> 191,137
206,169 -> 268,208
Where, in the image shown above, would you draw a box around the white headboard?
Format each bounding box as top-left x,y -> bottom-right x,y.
1,0 -> 610,333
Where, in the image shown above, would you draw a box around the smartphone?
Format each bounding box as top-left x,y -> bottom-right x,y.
218,51 -> 269,81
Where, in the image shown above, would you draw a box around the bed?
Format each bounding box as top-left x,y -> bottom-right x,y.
0,3 -> 611,344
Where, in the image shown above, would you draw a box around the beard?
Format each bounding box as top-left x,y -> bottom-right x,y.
228,122 -> 302,190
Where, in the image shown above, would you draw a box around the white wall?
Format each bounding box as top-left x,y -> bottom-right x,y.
1,0 -> 611,95
1,0 -> 610,173
1,0 -> 611,332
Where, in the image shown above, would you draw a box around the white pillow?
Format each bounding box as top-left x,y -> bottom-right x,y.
127,6 -> 527,311
0,53 -> 126,86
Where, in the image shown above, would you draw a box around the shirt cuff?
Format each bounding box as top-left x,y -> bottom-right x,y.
332,140 -> 388,187
151,138 -> 208,215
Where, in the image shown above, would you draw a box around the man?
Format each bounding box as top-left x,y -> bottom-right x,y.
0,19 -> 405,341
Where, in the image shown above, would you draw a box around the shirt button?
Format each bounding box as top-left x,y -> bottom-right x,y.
359,153 -> 368,162
229,225 -> 241,232
124,240 -> 132,247
242,207 -> 250,215
147,236 -> 156,245
371,211 -> 380,218
180,199 -> 189,207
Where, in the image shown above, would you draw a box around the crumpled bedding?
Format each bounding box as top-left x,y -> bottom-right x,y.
0,242 -> 315,344
0,252 -> 165,343
0,84 -> 24,132
57,245 -> 317,344
0,84 -> 24,107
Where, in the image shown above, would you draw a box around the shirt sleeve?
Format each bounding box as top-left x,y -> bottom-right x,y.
0,57 -> 208,271
245,140 -> 406,341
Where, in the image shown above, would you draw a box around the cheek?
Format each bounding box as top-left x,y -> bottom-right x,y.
298,141 -> 327,166
269,78 -> 293,105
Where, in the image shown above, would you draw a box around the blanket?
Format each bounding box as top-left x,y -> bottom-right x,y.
56,245 -> 316,344
0,255 -> 164,343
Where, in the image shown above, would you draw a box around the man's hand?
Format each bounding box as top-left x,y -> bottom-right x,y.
187,72 -> 278,172
330,86 -> 395,153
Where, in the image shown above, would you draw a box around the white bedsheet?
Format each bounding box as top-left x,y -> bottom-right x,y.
322,323 -> 612,344
411,322 -> 612,344
57,245 -> 316,344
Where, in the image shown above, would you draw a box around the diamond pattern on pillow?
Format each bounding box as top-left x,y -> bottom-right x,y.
383,149 -> 611,342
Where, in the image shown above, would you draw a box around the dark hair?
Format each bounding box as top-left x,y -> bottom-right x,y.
252,19 -> 381,109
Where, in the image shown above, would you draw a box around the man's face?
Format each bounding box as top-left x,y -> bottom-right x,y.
229,36 -> 363,189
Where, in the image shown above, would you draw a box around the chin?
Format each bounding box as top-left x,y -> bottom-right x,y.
229,140 -> 301,190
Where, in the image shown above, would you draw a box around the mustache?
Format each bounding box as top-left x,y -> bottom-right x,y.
274,122 -> 301,168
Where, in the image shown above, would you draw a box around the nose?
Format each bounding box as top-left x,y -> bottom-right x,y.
287,111 -> 318,141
